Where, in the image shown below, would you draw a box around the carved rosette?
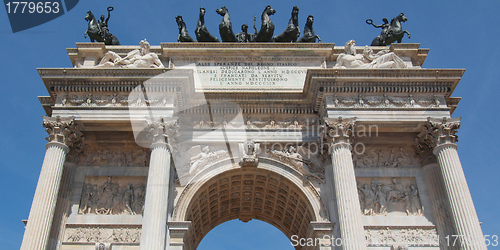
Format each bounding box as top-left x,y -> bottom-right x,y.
42,116 -> 83,149
417,117 -> 461,153
322,116 -> 356,148
145,117 -> 179,148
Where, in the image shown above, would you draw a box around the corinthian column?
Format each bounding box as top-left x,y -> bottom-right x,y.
21,116 -> 82,250
419,117 -> 486,249
323,117 -> 367,250
140,117 -> 178,250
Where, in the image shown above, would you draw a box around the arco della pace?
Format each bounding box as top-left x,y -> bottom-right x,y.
20,39 -> 487,250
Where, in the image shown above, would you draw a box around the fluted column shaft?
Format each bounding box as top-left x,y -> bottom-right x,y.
422,163 -> 455,250
21,143 -> 68,250
419,117 -> 486,249
434,144 -> 485,249
323,117 -> 366,250
21,116 -> 81,250
140,117 -> 178,250
140,142 -> 172,250
330,143 -> 367,249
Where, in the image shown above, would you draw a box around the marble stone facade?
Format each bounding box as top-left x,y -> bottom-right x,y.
21,42 -> 486,250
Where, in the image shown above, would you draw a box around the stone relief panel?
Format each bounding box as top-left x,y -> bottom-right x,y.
64,225 -> 141,243
365,227 -> 438,248
353,145 -> 421,168
79,176 -> 146,215
68,142 -> 150,167
357,177 -> 423,216
324,94 -> 446,109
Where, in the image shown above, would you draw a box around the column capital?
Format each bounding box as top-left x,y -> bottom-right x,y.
322,116 -> 356,146
42,116 -> 83,149
145,117 -> 179,149
417,117 -> 461,153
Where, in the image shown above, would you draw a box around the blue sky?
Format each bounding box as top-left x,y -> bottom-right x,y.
0,0 -> 499,249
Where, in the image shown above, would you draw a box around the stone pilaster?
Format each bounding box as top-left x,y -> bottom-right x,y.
140,118 -> 178,250
21,116 -> 82,250
323,117 -> 367,250
419,117 -> 486,249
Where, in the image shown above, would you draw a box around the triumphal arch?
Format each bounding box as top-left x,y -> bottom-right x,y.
20,40 -> 486,250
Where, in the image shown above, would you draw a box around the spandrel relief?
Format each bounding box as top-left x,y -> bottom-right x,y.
357,177 -> 423,216
79,176 -> 146,215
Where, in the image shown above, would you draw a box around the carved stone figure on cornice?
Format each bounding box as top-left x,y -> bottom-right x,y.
334,40 -> 408,69
266,146 -> 323,181
43,116 -> 83,148
96,39 -> 164,68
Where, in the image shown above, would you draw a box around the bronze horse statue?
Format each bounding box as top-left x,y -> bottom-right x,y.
176,15 -> 196,42
370,13 -> 410,46
297,15 -> 321,43
216,6 -> 237,42
195,8 -> 219,42
271,6 -> 300,42
84,9 -> 120,45
254,5 -> 276,42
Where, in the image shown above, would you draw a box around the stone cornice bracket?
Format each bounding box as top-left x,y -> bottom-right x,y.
418,117 -> 461,154
42,116 -> 83,150
322,116 -> 356,148
145,117 -> 179,149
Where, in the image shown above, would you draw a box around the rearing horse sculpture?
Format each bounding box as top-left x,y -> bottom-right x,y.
297,15 -> 321,43
370,13 -> 410,46
176,15 -> 196,42
216,6 -> 237,42
195,8 -> 219,42
271,6 -> 300,42
84,10 -> 120,45
254,5 -> 276,42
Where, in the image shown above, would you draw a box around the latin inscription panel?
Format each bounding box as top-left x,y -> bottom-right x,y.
173,56 -> 324,92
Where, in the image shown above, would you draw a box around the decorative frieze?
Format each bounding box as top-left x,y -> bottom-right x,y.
64,225 -> 141,243
57,93 -> 175,108
357,177 -> 423,216
78,176 -> 146,215
353,145 -> 421,168
180,115 -> 318,130
325,94 -> 445,109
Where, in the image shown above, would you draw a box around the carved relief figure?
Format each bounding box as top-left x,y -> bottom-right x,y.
240,140 -> 260,167
187,146 -> 228,174
357,178 -> 423,216
78,177 -> 146,215
266,146 -> 323,181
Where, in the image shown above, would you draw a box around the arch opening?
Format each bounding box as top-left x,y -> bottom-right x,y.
183,167 -> 318,249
